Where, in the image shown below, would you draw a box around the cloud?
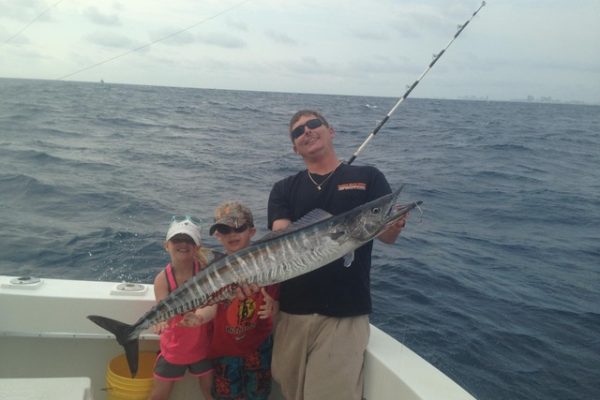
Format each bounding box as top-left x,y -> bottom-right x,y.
227,19 -> 249,32
0,0 -> 58,45
0,24 -> 30,44
1,1 -> 598,103
149,29 -> 196,46
84,7 -> 121,27
7,46 -> 46,60
85,32 -> 135,49
387,4 -> 458,39
197,32 -> 245,49
3,34 -> 30,45
352,30 -> 390,42
265,30 -> 297,46
282,56 -> 336,76
0,0 -> 55,23
349,54 -> 415,75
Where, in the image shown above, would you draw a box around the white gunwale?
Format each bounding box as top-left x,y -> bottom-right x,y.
0,275 -> 476,400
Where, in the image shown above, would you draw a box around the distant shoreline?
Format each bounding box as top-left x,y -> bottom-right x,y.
1,76 -> 598,107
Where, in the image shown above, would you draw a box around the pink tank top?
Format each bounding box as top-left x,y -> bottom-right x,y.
159,261 -> 212,364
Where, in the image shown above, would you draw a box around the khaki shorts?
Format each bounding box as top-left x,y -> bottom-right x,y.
271,312 -> 369,400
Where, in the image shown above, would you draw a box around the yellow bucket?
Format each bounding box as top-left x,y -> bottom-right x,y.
106,352 -> 156,400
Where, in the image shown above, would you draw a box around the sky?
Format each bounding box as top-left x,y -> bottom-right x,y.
1,0 -> 599,103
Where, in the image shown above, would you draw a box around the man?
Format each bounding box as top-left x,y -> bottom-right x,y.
267,109 -> 407,400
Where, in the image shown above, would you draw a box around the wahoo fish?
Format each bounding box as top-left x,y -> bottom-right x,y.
88,187 -> 421,376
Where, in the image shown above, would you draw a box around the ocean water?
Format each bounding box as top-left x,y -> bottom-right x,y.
1,77 -> 599,399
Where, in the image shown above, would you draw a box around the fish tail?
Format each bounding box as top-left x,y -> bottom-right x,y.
87,315 -> 140,377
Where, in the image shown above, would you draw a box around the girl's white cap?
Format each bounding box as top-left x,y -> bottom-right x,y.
166,220 -> 201,245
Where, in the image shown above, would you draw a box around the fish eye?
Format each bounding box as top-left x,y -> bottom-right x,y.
372,207 -> 381,214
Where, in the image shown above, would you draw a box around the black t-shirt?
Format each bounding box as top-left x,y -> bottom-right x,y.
267,163 -> 391,317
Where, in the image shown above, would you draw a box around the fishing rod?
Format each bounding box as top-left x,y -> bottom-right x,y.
347,1 -> 486,165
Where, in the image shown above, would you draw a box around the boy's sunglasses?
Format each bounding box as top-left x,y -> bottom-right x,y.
290,118 -> 323,140
215,224 -> 249,235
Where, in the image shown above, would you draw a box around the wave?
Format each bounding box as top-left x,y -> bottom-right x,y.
3,79 -> 600,400
1,148 -> 119,173
0,173 -> 63,202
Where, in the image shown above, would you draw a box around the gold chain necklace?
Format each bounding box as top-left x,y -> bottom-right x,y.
307,161 -> 342,191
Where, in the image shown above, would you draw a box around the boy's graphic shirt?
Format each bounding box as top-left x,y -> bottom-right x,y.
209,285 -> 279,357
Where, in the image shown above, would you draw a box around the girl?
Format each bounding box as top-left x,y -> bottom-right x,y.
149,216 -> 214,400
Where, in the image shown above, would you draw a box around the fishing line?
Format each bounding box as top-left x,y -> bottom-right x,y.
1,0 -> 67,47
347,1 -> 486,165
57,0 -> 252,81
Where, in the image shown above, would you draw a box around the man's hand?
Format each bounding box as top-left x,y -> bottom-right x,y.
378,215 -> 408,244
258,288 -> 277,319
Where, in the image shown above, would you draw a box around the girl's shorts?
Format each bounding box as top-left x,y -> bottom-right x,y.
154,353 -> 213,381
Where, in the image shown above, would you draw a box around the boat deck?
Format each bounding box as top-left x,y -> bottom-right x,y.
0,275 -> 476,400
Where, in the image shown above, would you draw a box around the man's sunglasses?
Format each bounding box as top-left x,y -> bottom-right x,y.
215,224 -> 250,235
290,119 -> 323,140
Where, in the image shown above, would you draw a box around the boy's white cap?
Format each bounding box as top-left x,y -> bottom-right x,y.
165,220 -> 201,246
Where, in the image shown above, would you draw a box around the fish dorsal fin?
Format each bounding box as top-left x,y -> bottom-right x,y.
257,209 -> 333,242
295,209 -> 333,226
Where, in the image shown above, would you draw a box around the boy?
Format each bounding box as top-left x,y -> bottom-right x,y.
206,201 -> 278,400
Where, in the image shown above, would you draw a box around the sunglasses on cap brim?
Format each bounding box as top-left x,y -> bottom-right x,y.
171,215 -> 201,226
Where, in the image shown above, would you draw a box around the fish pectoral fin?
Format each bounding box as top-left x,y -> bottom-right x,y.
330,230 -> 345,240
343,251 -> 354,267
198,247 -> 227,265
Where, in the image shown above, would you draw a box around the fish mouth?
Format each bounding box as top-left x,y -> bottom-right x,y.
381,188 -> 420,226
386,203 -> 416,223
383,188 -> 404,219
